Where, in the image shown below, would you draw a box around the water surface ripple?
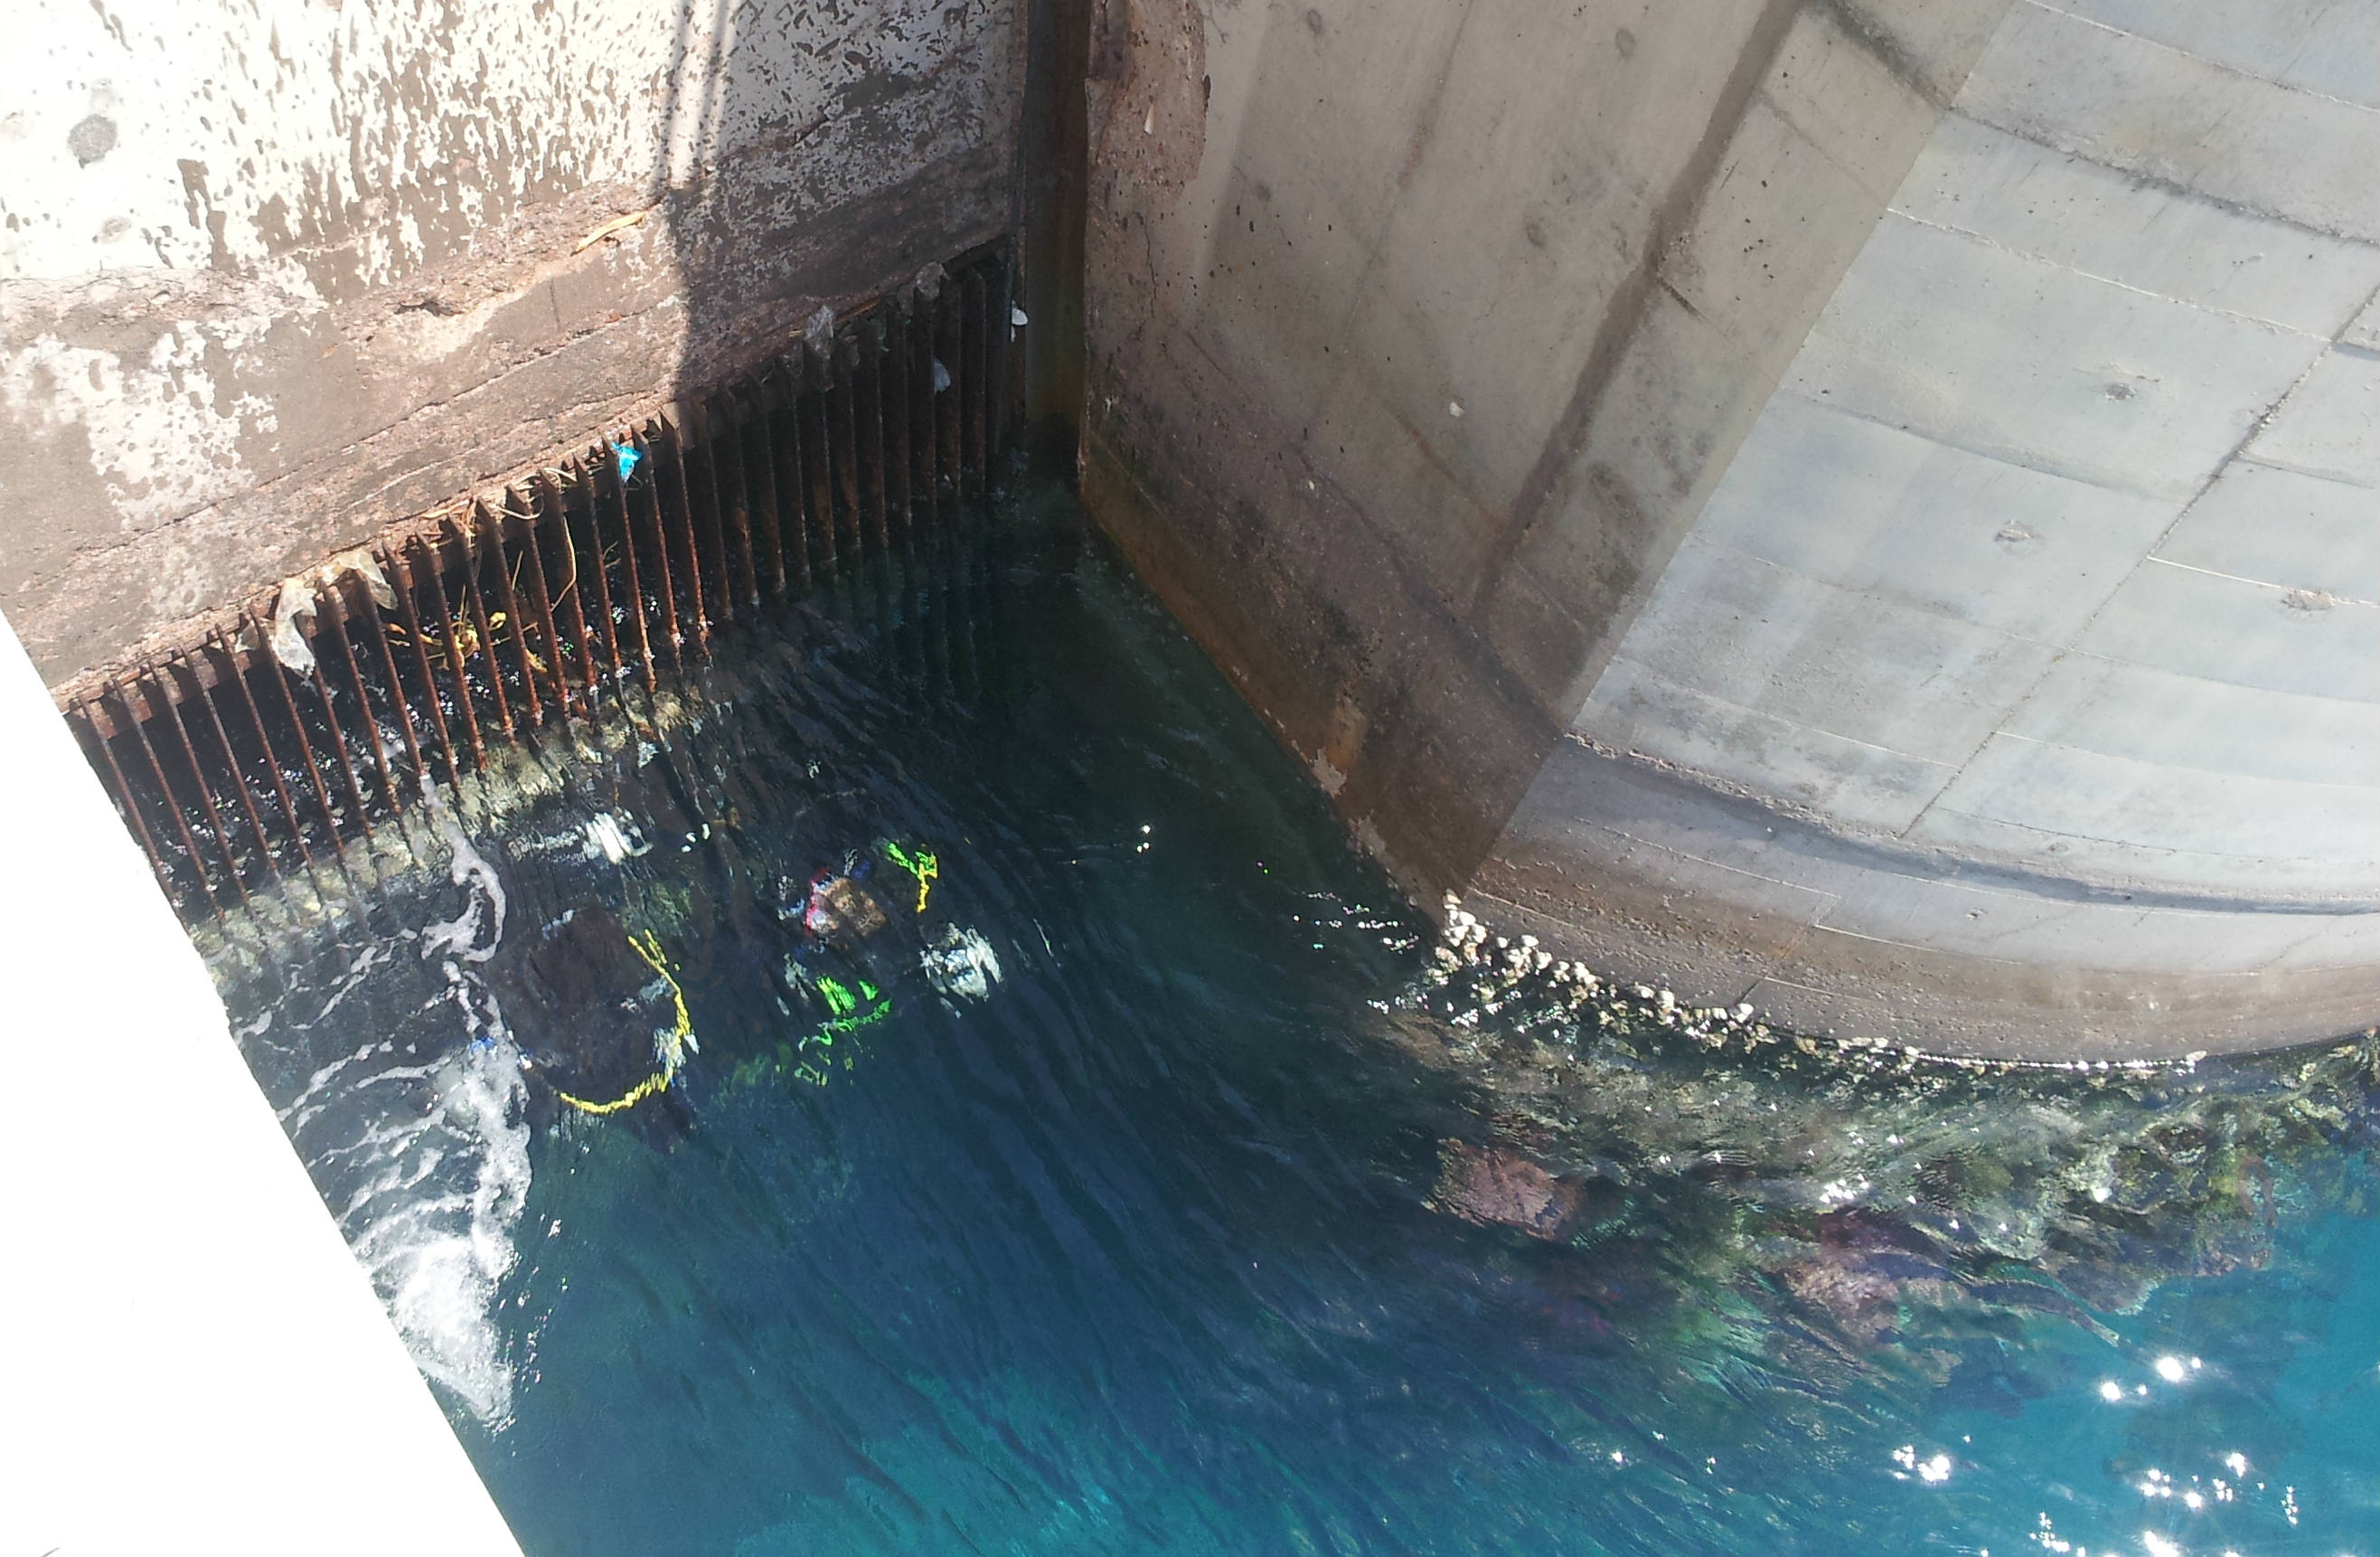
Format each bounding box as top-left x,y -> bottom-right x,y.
215,491 -> 2380,1556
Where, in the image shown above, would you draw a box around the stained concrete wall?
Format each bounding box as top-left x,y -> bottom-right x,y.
2,0 -> 1023,689
1082,0 -> 2380,1056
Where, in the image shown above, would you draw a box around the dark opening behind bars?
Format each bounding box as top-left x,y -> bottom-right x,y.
62,245 -> 1021,925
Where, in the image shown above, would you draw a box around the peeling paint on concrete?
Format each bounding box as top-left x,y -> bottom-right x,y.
1,0 -> 1022,684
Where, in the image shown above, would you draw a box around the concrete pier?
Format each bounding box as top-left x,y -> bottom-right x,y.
0,607 -> 519,1554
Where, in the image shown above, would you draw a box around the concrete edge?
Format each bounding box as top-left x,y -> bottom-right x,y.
1476,736 -> 2380,1061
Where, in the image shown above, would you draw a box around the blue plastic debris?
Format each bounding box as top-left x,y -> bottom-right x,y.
611,441 -> 643,483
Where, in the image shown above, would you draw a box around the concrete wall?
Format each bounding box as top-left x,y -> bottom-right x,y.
1082,0 -> 2380,1056
1078,1 -> 2008,925
1476,0 -> 2380,1056
2,0 -> 1022,688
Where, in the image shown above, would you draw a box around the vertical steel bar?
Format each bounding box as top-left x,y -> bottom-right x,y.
538,473 -> 605,714
213,625 -> 314,868
833,338 -> 862,558
347,580 -> 429,796
387,548 -> 465,792
706,398 -> 757,610
914,286 -> 941,529
115,678 -> 219,915
861,320 -> 889,552
152,662 -> 249,904
688,408 -> 737,626
936,284 -> 963,514
516,485 -> 578,721
571,459 -> 625,686
740,384 -> 787,597
320,592 -> 401,817
630,429 -> 683,671
887,304 -> 914,539
414,540 -> 487,776
415,537 -> 486,773
962,267 -> 987,500
802,357 -> 840,575
481,501 -> 545,730
252,609 -> 345,844
766,365 -> 813,590
448,518 -> 514,740
989,250 -> 1015,493
656,418 -> 711,656
600,450 -> 659,692
190,649 -> 278,878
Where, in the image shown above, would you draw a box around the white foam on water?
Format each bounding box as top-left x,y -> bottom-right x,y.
268,801 -> 533,1428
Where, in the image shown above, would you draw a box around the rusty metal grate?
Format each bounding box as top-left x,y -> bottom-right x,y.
62,244 -> 1020,924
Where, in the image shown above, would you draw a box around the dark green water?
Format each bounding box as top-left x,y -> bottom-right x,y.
216,489 -> 2380,1556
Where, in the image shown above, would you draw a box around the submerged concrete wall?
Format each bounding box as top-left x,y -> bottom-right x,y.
1082,0 -> 2380,1057
2,0 -> 1023,689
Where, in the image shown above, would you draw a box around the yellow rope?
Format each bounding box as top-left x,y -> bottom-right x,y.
559,929 -> 694,1116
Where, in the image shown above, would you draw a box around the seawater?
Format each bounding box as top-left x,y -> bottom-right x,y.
212,488 -> 2380,1556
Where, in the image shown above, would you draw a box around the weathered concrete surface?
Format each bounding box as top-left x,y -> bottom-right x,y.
1079,3 -> 2010,924
3,0 -> 1021,688
1084,0 -> 2380,1056
1472,0 -> 2380,1055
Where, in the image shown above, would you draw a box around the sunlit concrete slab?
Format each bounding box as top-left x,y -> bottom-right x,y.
2076,561 -> 2380,703
1999,654 -> 2380,788
2157,460 -> 2380,599
2043,0 -> 2380,110
1582,532 -> 2060,761
2242,347 -> 2380,488
1959,1 -> 2380,241
1583,656 -> 1960,834
1911,735 -> 2380,897
1895,114 -> 2380,335
1682,391 -> 2177,640
1787,212 -> 2325,501
0,611 -> 519,1557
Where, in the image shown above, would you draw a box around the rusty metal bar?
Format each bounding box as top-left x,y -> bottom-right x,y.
415,537 -> 486,774
656,418 -> 711,656
936,284 -> 963,514
449,518 -> 514,741
800,356 -> 840,575
887,304 -> 914,540
212,625 -> 313,869
629,429 -> 682,672
572,458 -> 625,688
961,268 -> 986,500
251,609 -> 345,845
347,581 -> 428,797
515,486 -> 576,720
316,596 -> 399,821
600,449 -> 659,693
536,474 -> 604,717
387,548 -> 464,793
151,661 -> 249,905
115,677 -> 219,915
190,648 -> 278,878
695,408 -> 738,625
481,501 -> 545,731
861,321 -> 889,552
739,384 -> 786,598
989,250 -> 1014,493
833,339 -> 862,559
705,397 -> 758,611
764,365 -> 812,590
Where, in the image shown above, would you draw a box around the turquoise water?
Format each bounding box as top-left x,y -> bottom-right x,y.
217,491 -> 2380,1556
